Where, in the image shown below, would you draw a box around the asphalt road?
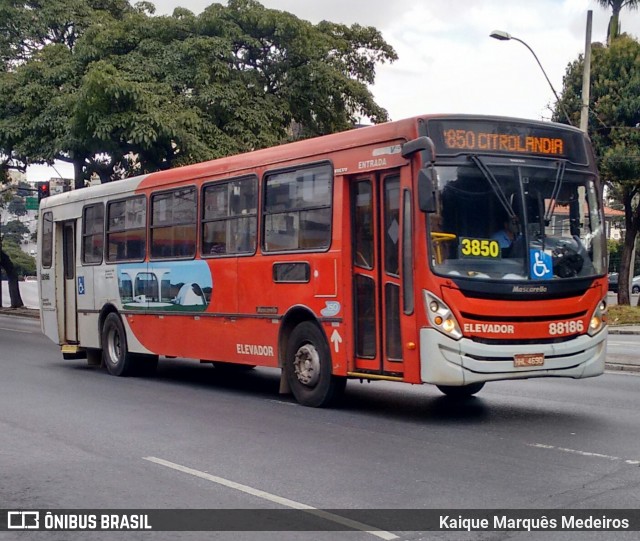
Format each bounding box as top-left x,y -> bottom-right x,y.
1,315 -> 640,541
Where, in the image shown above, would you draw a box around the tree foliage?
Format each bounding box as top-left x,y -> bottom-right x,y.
0,0 -> 396,309
0,0 -> 396,185
8,195 -> 26,216
554,34 -> 640,304
0,239 -> 35,278
1,218 -> 29,245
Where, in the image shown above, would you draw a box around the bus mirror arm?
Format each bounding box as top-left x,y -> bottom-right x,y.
403,136 -> 437,213
418,168 -> 437,213
401,136 -> 436,164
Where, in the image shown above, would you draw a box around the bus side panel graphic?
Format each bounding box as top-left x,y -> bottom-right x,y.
118,261 -> 212,312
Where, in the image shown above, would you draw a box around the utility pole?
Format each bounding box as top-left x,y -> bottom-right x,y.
580,10 -> 593,133
0,207 -> 3,309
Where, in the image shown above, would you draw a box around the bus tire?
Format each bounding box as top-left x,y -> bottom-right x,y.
436,382 -> 485,398
285,322 -> 345,407
102,313 -> 136,377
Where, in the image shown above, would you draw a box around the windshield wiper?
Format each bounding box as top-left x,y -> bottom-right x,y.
470,155 -> 516,219
544,160 -> 567,224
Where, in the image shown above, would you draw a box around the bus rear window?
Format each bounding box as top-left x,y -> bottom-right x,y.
106,196 -> 146,262
41,212 -> 53,268
263,163 -> 332,252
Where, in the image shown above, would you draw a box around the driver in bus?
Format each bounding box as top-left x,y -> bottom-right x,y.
491,215 -> 520,256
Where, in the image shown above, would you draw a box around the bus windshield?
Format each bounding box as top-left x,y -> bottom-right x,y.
428,160 -> 606,281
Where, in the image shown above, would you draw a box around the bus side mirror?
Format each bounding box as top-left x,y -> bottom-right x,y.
418,168 -> 436,213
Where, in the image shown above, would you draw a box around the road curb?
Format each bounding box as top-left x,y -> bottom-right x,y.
605,363 -> 640,374
0,308 -> 40,319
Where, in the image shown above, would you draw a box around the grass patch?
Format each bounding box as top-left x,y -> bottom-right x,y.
608,304 -> 640,325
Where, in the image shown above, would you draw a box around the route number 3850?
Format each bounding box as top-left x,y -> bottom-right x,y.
459,238 -> 500,259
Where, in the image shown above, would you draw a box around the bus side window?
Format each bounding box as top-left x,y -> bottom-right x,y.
151,187 -> 197,260
263,163 -> 332,252
82,203 -> 104,265
353,180 -> 373,268
107,196 -> 146,263
201,176 -> 257,257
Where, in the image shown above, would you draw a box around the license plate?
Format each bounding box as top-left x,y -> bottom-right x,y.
514,353 -> 544,367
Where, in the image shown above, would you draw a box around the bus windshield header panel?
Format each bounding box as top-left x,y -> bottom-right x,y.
427,119 -> 588,165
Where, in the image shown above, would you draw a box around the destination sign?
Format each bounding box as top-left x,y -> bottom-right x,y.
427,119 -> 588,164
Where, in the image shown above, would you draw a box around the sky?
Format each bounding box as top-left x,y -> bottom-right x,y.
26,0 -> 640,182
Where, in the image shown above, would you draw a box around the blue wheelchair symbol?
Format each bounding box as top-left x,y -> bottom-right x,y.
77,276 -> 85,295
529,250 -> 553,280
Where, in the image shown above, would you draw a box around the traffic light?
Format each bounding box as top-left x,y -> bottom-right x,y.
37,181 -> 50,201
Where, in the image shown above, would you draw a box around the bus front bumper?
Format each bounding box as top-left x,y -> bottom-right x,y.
419,328 -> 607,386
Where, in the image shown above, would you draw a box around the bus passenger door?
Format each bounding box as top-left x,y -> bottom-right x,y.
62,221 -> 78,343
351,172 -> 404,376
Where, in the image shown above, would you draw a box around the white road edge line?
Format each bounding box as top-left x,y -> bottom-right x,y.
143,456 -> 398,540
528,443 -> 640,465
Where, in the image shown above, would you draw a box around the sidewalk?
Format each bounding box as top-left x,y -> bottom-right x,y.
608,325 -> 640,335
606,324 -> 640,373
0,306 -> 40,319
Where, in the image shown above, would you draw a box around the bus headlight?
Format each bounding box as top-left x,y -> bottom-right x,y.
424,291 -> 462,340
587,298 -> 607,336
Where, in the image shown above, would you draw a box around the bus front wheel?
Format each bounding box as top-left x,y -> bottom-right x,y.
285,322 -> 346,408
436,382 -> 485,398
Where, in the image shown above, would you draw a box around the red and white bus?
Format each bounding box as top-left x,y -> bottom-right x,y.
37,115 -> 608,406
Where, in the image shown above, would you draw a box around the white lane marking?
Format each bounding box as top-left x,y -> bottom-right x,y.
0,327 -> 32,334
143,456 -> 398,540
528,443 -> 640,465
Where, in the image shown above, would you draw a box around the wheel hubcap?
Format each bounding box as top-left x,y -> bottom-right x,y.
293,344 -> 320,387
107,327 -> 121,365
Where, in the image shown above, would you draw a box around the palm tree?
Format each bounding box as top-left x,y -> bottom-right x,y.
596,0 -> 639,44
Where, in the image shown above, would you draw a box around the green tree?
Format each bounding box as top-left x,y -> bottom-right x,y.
1,0 -> 396,184
0,1 -> 395,308
0,0 -> 141,187
8,195 -> 26,217
1,239 -> 35,279
554,35 -> 640,304
1,219 -> 29,245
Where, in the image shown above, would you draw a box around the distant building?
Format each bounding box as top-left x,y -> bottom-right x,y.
551,203 -> 624,241
604,207 -> 625,240
49,177 -> 73,195
7,170 -> 27,184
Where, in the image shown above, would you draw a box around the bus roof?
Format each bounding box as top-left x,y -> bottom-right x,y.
39,113 -> 585,210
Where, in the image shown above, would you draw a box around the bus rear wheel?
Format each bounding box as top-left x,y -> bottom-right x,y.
102,313 -> 157,377
436,382 -> 485,398
285,322 -> 346,407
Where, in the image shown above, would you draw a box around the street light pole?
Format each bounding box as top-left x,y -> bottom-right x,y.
490,30 -> 574,126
